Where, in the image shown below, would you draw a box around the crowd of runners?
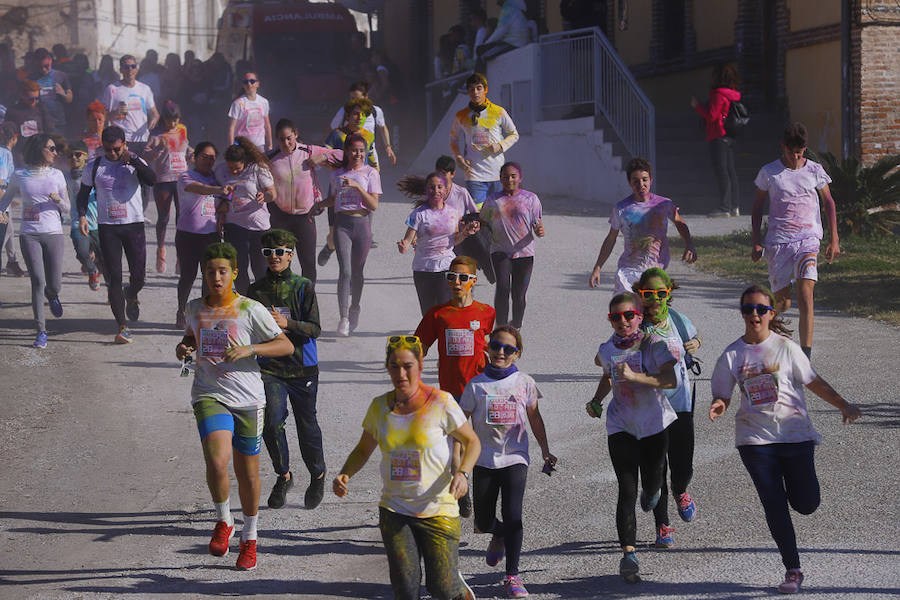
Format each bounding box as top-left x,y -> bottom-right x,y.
0,62 -> 863,599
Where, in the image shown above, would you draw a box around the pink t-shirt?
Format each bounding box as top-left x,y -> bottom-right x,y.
445,183 -> 478,216
609,193 -> 678,271
405,203 -> 463,272
330,165 -> 381,213
754,158 -> 831,245
481,189 -> 542,258
228,95 -> 269,149
177,169 -> 219,234
0,167 -> 69,234
270,144 -> 342,215
216,162 -> 275,231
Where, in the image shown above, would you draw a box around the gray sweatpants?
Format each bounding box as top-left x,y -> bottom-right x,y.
20,232 -> 64,332
333,212 -> 371,319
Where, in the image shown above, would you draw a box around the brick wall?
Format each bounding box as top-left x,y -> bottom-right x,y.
855,0 -> 900,164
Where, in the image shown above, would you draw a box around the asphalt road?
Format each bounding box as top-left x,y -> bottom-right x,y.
1,197 -> 898,600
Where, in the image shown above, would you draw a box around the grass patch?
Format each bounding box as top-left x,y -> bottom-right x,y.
671,231 -> 900,326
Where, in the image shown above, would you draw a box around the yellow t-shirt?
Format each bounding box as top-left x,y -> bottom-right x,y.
363,387 -> 465,518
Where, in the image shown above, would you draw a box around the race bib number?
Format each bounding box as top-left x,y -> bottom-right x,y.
390,450 -> 421,482
23,205 -> 39,222
199,328 -> 229,359
273,306 -> 291,330
743,374 -> 778,407
39,86 -> 53,99
245,107 -> 263,132
445,328 -> 474,356
472,130 -> 490,146
125,96 -> 144,114
200,197 -> 216,216
20,120 -> 38,137
610,350 -> 642,383
337,186 -> 363,211
486,395 -> 518,425
666,338 -> 683,362
231,196 -> 254,213
106,199 -> 128,220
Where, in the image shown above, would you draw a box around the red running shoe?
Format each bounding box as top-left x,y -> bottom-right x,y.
208,521 -> 234,557
236,539 -> 257,571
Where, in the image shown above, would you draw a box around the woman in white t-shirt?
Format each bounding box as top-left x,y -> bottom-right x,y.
333,335 -> 481,600
0,134 -> 69,348
459,326 -> 556,599
398,172 -> 479,316
226,72 -> 272,151
586,291 -> 678,584
709,285 -> 861,595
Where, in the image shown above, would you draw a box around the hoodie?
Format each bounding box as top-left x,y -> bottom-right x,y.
694,87 -> 741,142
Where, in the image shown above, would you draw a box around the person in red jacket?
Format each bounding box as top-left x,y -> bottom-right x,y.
691,64 -> 742,218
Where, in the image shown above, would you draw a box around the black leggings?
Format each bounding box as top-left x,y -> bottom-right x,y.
269,204 -> 318,283
153,181 -> 179,249
491,253 -> 534,328
653,411 -> 695,527
608,429 -> 668,548
223,223 -> 266,294
473,463 -> 527,576
413,270 -> 451,316
98,222 -> 146,327
175,229 -> 218,314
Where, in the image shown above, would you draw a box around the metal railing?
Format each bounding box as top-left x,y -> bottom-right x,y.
539,27 -> 655,167
424,70 -> 473,137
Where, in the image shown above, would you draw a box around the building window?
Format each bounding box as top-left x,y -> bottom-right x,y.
660,0 -> 685,59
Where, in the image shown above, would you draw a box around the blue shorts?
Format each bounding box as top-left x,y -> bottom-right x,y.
193,397 -> 264,456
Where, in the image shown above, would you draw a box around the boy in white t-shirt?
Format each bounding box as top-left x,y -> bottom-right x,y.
751,123 -> 840,358
227,72 -> 272,151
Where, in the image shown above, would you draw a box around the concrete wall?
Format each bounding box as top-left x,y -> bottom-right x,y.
785,40 -> 841,154
693,0 -> 736,51
613,0 -> 651,65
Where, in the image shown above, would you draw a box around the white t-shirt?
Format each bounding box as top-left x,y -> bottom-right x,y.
754,158 -> 832,245
363,388 -> 466,519
185,294 -> 283,408
330,104 -> 385,132
711,333 -> 821,447
215,162 -> 275,231
404,203 -> 462,272
81,156 -> 146,225
330,165 -> 381,213
228,94 -> 270,150
459,371 -> 540,469
481,189 -> 542,258
0,167 -> 69,234
596,334 -> 678,439
103,81 -> 156,142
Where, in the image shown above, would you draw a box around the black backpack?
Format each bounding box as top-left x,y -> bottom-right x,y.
723,97 -> 750,138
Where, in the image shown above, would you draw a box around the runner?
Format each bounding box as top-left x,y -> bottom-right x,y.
76,125 -> 157,344
332,335 -> 480,600
459,325 -> 555,598
6,80 -> 50,142
26,48 -> 72,134
65,140 -> 104,290
216,136 -> 276,295
175,241 -> 294,571
268,118 -> 342,284
479,162 -> 544,329
589,157 -> 697,293
102,55 -> 159,155
751,122 -> 840,358
0,121 -> 21,276
633,268 -> 701,548
709,284 -> 861,594
246,229 -> 326,511
0,134 -> 68,348
398,172 -> 479,316
81,101 -> 106,159
226,71 -> 272,152
329,80 -> 397,168
176,142 -> 231,328
144,100 -> 190,274
311,132 -> 380,337
586,291 -> 678,583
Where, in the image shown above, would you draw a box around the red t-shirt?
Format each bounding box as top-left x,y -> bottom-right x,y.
415,300 -> 496,398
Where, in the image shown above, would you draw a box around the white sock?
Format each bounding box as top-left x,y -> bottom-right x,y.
215,499 -> 233,526
241,513 -> 258,542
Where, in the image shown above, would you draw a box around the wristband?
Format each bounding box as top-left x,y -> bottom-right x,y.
588,398 -> 604,418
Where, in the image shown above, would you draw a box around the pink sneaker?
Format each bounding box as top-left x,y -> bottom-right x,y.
504,574 -> 528,598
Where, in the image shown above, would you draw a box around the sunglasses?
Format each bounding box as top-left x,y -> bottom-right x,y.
243,79 -> 258,84
445,271 -> 474,283
45,146 -> 58,153
387,335 -> 422,352
71,151 -> 87,158
488,340 -> 519,355
608,310 -> 641,322
122,64 -> 138,70
105,146 -> 125,154
637,288 -> 671,300
740,303 -> 774,316
261,247 -> 292,257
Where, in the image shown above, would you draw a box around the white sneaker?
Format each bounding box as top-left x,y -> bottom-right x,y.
337,318 -> 350,337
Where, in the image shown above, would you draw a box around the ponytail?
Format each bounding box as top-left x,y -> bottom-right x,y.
224,136 -> 271,172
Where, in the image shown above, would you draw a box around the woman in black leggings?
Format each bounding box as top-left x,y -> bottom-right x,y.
479,162 -> 544,329
587,291 -> 678,584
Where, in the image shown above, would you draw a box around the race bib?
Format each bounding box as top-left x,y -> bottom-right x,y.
445,328 -> 474,356
107,199 -> 128,220
245,107 -> 263,132
610,350 -> 642,383
337,186 -> 363,211
389,450 -> 421,482
23,205 -> 39,222
743,373 -> 778,407
125,96 -> 144,114
199,328 -> 229,359
486,395 -> 518,425
39,86 -> 53,99
666,338 -> 684,362
273,306 -> 291,330
472,130 -> 490,146
231,196 -> 254,213
20,120 -> 38,137
200,197 -> 216,216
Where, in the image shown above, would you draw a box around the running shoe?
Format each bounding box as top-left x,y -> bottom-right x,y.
48,296 -> 63,318
156,247 -> 166,274
348,306 -> 360,332
175,311 -> 186,330
125,295 -> 140,322
504,574 -> 528,598
235,539 -> 257,570
731,207 -> 741,217
654,524 -> 676,548
370,239 -> 379,249
458,489 -> 473,518
6,260 -> 24,277
114,326 -> 133,344
317,245 -> 333,266
458,570 -> 476,600
619,552 -> 640,584
778,569 -> 804,594
88,272 -> 101,291
486,535 -> 505,567
33,331 -> 48,349
304,470 -> 326,510
640,488 -> 661,512
337,318 -> 350,337
267,472 -> 294,509
208,520 -> 234,556
676,492 -> 696,522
